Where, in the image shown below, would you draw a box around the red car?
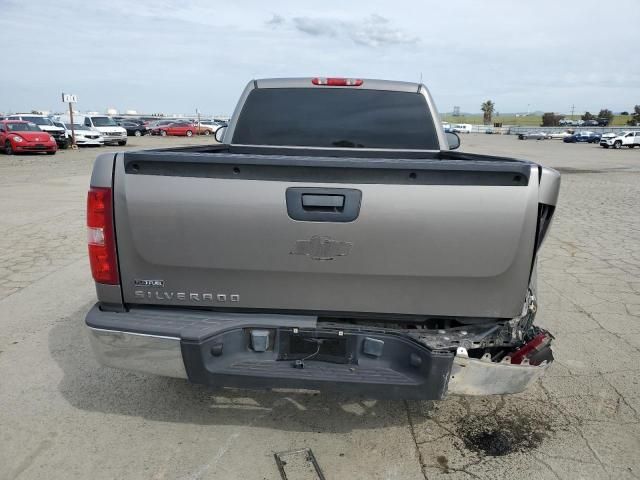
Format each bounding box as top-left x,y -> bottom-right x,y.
0,120 -> 57,155
158,122 -> 197,137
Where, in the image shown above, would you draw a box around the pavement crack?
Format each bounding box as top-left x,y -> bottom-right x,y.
404,400 -> 429,480
532,454 -> 562,480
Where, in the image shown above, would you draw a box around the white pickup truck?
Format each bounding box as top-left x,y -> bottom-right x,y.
85,77 -> 560,399
600,131 -> 640,149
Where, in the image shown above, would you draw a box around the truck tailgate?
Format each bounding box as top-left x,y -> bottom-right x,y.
113,151 -> 539,318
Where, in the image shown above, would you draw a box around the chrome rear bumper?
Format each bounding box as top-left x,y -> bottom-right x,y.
447,347 -> 550,395
87,327 -> 187,379
86,305 -> 552,397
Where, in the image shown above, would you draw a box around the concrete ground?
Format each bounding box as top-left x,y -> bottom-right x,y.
0,134 -> 638,480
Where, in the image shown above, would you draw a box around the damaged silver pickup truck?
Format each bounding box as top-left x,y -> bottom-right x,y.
85,77 -> 560,399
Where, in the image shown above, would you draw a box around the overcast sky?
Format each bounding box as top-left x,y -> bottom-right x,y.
1,0 -> 638,116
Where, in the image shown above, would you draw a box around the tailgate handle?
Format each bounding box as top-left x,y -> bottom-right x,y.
302,194 -> 345,210
286,188 -> 362,223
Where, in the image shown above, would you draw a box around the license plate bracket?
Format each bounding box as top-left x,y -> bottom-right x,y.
277,329 -> 356,364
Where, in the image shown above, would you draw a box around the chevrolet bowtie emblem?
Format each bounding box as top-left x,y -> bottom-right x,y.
291,235 -> 352,261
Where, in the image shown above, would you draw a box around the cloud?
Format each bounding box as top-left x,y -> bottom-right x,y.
292,17 -> 337,37
266,14 -> 285,27
348,14 -> 419,47
279,14 -> 419,47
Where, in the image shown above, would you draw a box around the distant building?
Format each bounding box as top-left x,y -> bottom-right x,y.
453,106 -> 461,117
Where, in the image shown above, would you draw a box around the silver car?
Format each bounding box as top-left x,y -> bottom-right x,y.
518,131 -> 550,140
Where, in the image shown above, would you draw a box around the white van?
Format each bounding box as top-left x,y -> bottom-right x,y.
59,114 -> 127,146
452,123 -> 473,134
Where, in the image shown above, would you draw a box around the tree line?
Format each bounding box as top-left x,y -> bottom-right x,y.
479,101 -> 640,127
541,107 -> 640,126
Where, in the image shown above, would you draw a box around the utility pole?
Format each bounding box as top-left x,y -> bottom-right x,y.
571,104 -> 575,121
62,93 -> 78,149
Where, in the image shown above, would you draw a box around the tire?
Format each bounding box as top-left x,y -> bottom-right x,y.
5,141 -> 13,155
186,130 -> 193,137
134,130 -> 142,137
118,141 -> 127,146
203,129 -> 211,136
614,141 -> 622,149
160,130 -> 167,137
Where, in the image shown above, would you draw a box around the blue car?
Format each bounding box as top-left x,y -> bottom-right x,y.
563,131 -> 601,143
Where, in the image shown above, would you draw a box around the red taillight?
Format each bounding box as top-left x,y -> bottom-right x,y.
87,187 -> 119,284
311,77 -> 363,87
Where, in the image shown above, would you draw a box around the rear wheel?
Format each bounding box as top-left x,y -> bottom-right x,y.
614,141 -> 622,149
134,130 -> 142,137
160,130 -> 167,137
5,141 -> 13,155
203,129 -> 211,136
186,130 -> 193,137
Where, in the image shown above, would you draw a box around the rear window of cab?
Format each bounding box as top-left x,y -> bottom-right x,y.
233,88 -> 439,150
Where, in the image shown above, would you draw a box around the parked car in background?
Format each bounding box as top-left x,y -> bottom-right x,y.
559,119 -> 585,127
547,130 -> 573,140
157,121 -> 205,137
198,119 -> 224,134
118,121 -> 148,137
563,131 -> 601,143
597,118 -> 610,127
148,120 -> 178,135
59,114 -> 127,146
52,121 -> 71,141
0,120 -> 57,155
599,131 -> 640,149
116,118 -> 146,127
7,114 -> 68,149
518,131 -> 549,140
63,123 -> 105,146
53,120 -> 103,146
137,116 -> 162,124
452,123 -> 473,134
582,120 -> 599,127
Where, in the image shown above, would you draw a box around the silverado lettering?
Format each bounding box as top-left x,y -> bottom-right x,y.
133,291 -> 240,302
